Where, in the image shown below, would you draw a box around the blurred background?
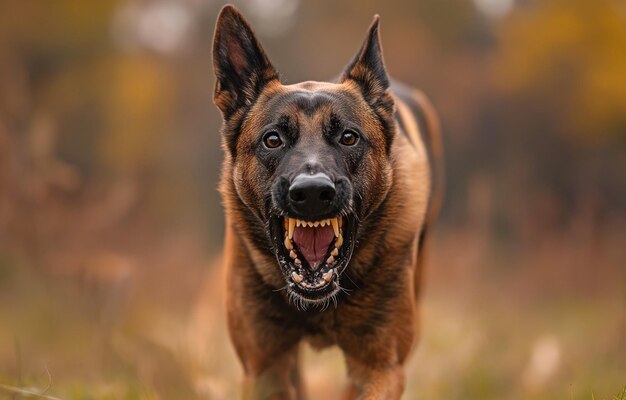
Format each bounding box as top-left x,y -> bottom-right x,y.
0,0 -> 625,399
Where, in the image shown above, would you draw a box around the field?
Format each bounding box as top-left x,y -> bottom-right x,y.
1,0 -> 625,398
1,223 -> 624,399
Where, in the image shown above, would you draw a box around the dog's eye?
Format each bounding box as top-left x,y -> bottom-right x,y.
339,130 -> 359,146
263,132 -> 283,149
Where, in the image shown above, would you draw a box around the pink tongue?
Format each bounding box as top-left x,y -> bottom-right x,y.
292,224 -> 335,270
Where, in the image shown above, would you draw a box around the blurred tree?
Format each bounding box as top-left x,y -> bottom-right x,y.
494,0 -> 626,143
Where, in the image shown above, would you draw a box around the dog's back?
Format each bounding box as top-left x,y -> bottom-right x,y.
391,81 -> 444,298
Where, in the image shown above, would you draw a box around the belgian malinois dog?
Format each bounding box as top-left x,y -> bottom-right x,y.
212,5 -> 443,399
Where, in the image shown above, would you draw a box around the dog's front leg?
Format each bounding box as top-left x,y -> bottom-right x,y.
338,279 -> 416,400
227,296 -> 305,400
343,357 -> 405,400
225,252 -> 305,398
238,349 -> 304,400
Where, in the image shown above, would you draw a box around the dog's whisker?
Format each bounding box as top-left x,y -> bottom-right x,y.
342,272 -> 359,289
273,284 -> 289,292
336,281 -> 351,296
322,296 -> 333,312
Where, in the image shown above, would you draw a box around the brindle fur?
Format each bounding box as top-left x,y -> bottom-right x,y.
212,5 -> 443,399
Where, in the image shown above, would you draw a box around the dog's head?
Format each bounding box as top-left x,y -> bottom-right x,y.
213,5 -> 395,306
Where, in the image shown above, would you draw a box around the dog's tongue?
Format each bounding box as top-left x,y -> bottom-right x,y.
293,224 -> 334,270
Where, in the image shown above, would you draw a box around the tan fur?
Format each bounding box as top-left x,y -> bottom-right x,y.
212,6 -> 443,399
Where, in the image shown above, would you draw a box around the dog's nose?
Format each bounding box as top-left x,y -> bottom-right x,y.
288,173 -> 336,216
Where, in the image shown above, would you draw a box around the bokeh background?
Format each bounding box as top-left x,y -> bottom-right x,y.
1,0 -> 625,399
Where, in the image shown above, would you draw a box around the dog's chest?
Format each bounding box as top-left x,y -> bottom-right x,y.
295,309 -> 340,349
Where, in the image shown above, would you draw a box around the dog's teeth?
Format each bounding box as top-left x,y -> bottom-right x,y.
326,255 -> 335,264
291,272 -> 303,283
294,258 -> 301,265
338,217 -> 343,228
308,221 -> 314,227
335,234 -> 343,248
331,218 -> 339,237
313,221 -> 320,227
323,269 -> 334,282
289,250 -> 297,259
284,236 -> 293,250
320,220 -> 326,227
331,247 -> 339,257
288,218 -> 296,239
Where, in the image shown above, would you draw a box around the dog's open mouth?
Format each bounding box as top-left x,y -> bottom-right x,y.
271,214 -> 355,305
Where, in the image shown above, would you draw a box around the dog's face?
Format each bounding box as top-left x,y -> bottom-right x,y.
213,6 -> 395,306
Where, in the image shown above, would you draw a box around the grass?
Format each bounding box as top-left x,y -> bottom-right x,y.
591,387 -> 626,400
0,225 -> 624,399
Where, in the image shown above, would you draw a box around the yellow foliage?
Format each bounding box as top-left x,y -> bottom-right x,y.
493,0 -> 626,140
100,57 -> 175,172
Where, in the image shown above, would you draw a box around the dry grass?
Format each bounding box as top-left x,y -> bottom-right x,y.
0,224 -> 624,399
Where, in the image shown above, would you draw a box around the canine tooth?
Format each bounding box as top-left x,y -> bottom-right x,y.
323,269 -> 334,282
284,236 -> 293,250
294,258 -> 301,265
331,218 -> 339,237
331,247 -> 339,257
289,250 -> 297,259
291,271 -> 303,283
335,234 -> 343,248
288,218 -> 296,239
339,217 -> 343,228
283,217 -> 288,230
326,255 -> 335,264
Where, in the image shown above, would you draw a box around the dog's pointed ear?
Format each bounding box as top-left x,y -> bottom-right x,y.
212,5 -> 279,118
340,16 -> 393,114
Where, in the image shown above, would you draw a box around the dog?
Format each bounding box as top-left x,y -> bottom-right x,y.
212,5 -> 443,399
